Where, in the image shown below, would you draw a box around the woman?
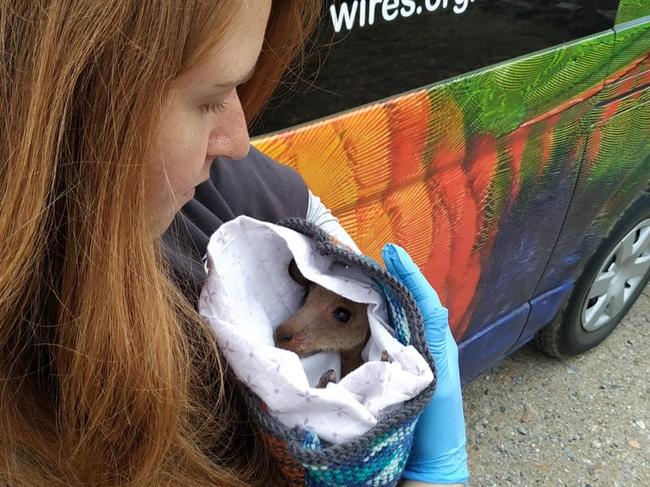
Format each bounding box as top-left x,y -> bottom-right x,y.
0,1 -> 468,485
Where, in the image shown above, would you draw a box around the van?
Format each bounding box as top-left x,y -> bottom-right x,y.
250,0 -> 650,382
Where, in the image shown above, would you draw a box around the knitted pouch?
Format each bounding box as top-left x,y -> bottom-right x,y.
235,217 -> 438,487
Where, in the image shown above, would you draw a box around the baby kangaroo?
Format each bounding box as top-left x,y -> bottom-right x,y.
274,259 -> 377,387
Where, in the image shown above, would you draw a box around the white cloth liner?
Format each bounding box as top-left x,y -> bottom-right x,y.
198,216 -> 433,444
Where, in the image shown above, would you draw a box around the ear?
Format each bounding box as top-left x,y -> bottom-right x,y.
288,258 -> 311,287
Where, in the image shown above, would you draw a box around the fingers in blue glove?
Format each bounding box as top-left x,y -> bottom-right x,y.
382,243 -> 443,309
381,243 -> 469,485
382,243 -> 449,339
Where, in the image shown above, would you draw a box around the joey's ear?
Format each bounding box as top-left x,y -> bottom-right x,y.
288,258 -> 310,287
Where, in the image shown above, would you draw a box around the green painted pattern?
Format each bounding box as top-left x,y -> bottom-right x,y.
586,94 -> 650,191
443,31 -> 614,137
607,20 -> 650,82
616,0 -> 650,25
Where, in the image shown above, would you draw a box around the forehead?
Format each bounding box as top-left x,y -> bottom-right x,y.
307,286 -> 366,309
180,2 -> 270,87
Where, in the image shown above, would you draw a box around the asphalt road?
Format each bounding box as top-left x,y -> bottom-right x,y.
463,288 -> 649,486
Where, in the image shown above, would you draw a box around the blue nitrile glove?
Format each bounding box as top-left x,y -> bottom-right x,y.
382,243 -> 469,485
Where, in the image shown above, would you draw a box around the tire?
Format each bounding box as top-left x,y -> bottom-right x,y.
534,193 -> 650,358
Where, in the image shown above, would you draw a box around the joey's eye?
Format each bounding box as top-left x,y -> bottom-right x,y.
333,307 -> 351,323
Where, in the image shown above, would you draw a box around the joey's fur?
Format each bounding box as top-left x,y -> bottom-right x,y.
274,259 -> 371,383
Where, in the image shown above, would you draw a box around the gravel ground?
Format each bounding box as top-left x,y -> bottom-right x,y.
463,288 -> 649,486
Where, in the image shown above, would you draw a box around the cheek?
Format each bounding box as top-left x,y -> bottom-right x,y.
150,115 -> 210,204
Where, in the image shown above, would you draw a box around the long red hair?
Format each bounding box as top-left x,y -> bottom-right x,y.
0,1 -> 321,485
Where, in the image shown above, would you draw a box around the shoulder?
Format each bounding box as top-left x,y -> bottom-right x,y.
205,145 -> 309,223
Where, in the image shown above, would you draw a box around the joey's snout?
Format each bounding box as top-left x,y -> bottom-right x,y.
274,319 -> 309,355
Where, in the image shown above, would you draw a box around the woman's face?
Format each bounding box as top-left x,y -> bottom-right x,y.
149,1 -> 272,235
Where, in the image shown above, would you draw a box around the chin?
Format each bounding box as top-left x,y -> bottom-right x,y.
152,208 -> 178,237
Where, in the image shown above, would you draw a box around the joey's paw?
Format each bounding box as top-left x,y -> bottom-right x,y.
316,369 -> 337,388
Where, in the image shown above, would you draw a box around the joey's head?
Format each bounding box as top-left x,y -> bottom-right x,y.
274,259 -> 370,357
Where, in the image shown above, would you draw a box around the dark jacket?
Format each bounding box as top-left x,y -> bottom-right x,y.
162,145 -> 309,304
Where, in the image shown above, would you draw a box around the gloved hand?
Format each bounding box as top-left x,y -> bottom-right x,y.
382,243 -> 469,485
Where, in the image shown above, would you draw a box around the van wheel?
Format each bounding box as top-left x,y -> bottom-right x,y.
534,194 -> 650,358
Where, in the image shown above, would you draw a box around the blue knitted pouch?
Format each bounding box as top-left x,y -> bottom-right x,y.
239,217 -> 437,487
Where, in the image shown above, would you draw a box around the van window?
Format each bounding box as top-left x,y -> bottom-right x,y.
252,0 -> 620,136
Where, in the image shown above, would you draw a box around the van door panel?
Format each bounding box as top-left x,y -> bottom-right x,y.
534,94 -> 650,299
535,19 -> 650,299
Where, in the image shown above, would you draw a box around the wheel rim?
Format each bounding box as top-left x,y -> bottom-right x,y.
581,218 -> 650,333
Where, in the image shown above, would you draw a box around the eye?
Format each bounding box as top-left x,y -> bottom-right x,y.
333,307 -> 351,323
202,102 -> 226,114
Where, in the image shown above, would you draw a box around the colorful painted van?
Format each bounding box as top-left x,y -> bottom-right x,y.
251,0 -> 650,382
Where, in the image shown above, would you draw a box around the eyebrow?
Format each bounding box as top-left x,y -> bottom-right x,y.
213,63 -> 258,88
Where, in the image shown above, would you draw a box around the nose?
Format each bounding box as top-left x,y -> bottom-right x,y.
207,89 -> 251,161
